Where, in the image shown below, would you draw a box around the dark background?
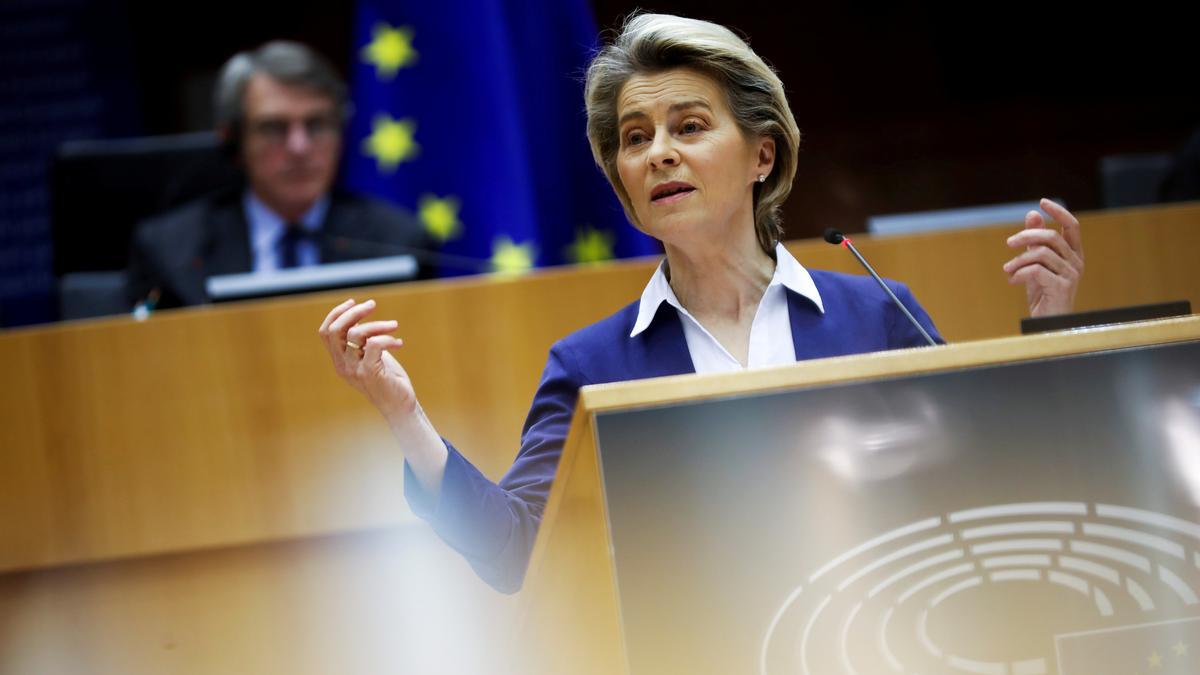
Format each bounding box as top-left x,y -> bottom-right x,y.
122,0 -> 1200,237
2,0 -> 1196,326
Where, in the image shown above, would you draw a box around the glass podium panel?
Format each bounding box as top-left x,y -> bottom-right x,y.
595,341 -> 1200,675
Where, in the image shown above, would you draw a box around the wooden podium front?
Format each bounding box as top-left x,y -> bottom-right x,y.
519,316 -> 1200,675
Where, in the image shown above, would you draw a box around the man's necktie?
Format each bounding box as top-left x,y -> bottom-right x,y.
278,224 -> 313,269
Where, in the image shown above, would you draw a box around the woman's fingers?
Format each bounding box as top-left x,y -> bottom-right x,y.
1000,199 -> 1084,317
318,299 -> 418,418
322,299 -> 378,364
1006,228 -> 1084,271
1006,200 -> 1084,263
362,334 -> 405,370
1003,245 -> 1074,280
1007,260 -> 1069,287
347,320 -> 399,348
327,299 -> 377,342
1003,200 -> 1084,281
318,298 -> 356,336
318,299 -> 400,388
1037,198 -> 1083,256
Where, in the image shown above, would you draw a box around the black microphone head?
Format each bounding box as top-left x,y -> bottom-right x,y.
823,228 -> 845,245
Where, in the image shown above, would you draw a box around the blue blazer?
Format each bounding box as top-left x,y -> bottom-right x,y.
404,269 -> 943,592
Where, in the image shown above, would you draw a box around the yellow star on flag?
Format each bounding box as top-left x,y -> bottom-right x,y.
362,114 -> 419,172
360,23 -> 418,80
490,236 -> 536,275
418,194 -> 462,242
1173,641 -> 1188,656
565,226 -> 614,264
1148,650 -> 1162,668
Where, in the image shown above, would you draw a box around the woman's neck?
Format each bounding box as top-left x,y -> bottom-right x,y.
663,229 -> 775,322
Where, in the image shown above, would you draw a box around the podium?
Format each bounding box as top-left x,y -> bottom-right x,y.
519,316 -> 1200,675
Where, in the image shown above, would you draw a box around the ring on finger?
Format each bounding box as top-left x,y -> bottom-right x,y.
346,340 -> 363,351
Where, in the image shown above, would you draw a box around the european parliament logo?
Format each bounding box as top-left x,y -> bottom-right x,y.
761,502 -> 1200,674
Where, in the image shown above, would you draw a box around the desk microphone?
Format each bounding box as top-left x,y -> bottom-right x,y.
823,228 -> 938,347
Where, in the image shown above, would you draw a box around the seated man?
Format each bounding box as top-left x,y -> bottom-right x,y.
128,41 -> 431,309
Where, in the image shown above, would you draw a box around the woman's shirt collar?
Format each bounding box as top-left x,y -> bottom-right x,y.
629,242 -> 824,338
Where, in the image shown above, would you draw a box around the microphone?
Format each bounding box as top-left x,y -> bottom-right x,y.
823,228 -> 939,347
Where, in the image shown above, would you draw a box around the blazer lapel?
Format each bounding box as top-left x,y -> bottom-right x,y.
786,287 -> 846,361
635,303 -> 696,378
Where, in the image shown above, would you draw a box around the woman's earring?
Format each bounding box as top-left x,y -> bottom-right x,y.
757,174 -> 766,183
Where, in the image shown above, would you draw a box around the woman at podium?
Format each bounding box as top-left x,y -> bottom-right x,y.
317,14 -> 1084,592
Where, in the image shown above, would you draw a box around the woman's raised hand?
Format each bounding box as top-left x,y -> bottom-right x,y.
318,298 -> 417,420
318,298 -> 448,493
1003,198 -> 1085,317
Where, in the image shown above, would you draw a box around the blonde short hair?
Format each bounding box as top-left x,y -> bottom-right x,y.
584,14 -> 801,254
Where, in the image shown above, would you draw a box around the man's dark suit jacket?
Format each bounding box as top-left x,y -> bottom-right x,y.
127,187 -> 432,308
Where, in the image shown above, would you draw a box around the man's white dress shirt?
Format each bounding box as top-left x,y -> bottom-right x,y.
244,191 -> 329,272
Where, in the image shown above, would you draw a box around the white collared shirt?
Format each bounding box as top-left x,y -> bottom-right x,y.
244,191 -> 330,272
629,243 -> 824,374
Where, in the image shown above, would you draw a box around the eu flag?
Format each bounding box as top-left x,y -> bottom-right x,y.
342,0 -> 658,276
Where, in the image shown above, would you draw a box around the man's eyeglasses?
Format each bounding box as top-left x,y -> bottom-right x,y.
248,115 -> 340,145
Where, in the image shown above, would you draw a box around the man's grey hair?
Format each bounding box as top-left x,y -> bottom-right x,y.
214,41 -> 348,134
584,14 -> 802,255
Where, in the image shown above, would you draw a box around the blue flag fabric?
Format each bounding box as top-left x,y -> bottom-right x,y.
342,0 -> 659,276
